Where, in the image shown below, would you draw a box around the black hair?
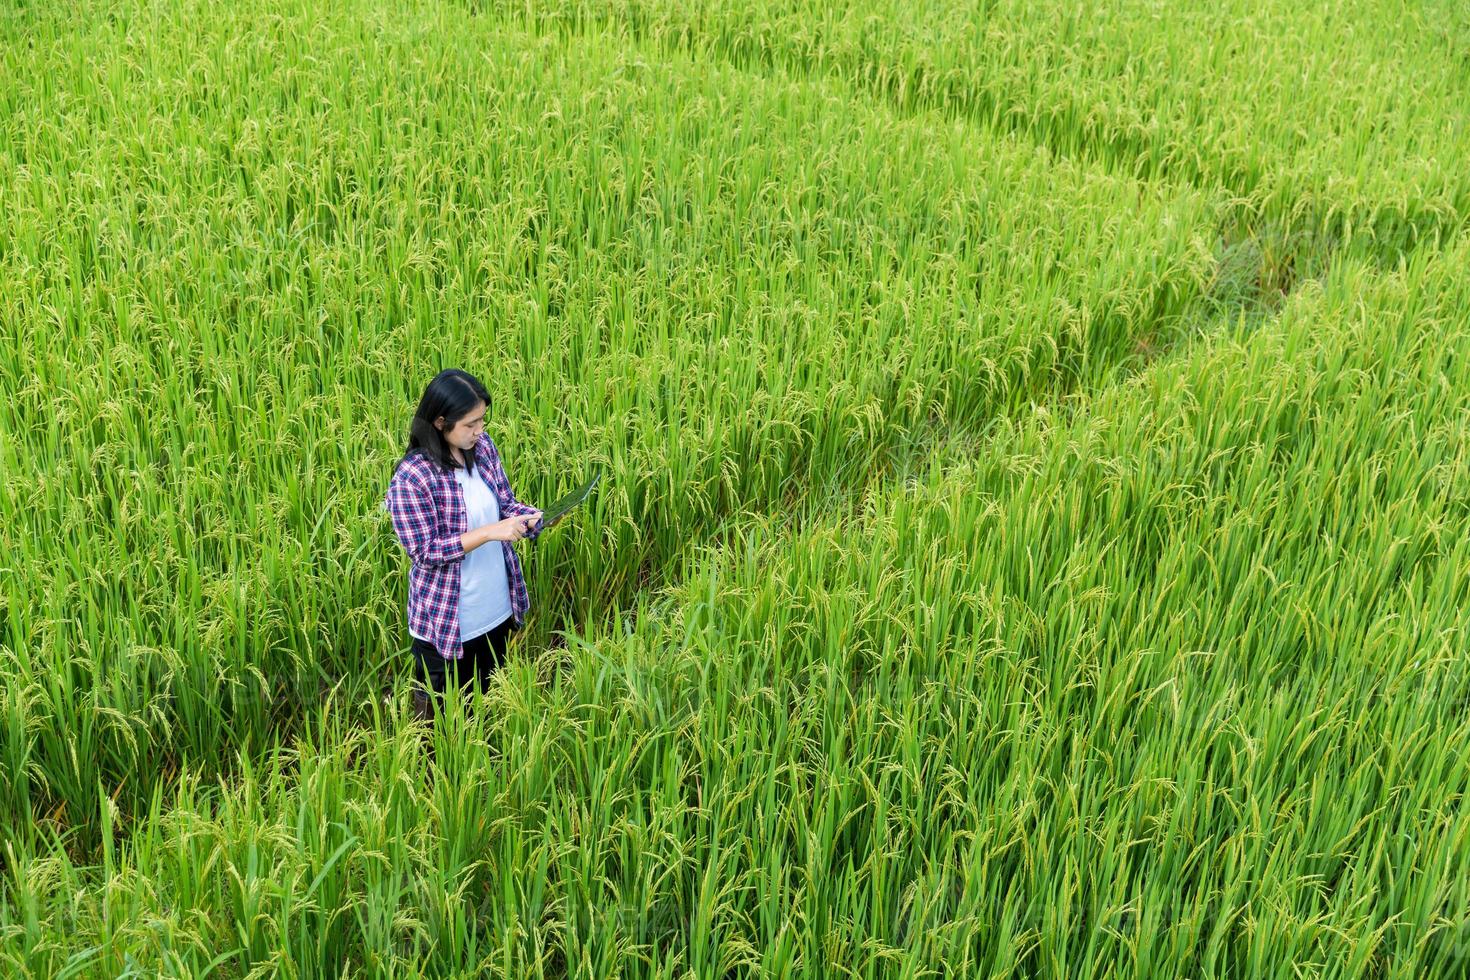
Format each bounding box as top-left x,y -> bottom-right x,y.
396,369 -> 490,475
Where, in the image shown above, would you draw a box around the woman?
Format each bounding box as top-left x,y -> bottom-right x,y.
384,369 -> 544,723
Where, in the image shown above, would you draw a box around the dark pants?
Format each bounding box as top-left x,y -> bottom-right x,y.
411,616 -> 513,713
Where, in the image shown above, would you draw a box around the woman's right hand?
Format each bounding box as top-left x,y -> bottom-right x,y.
484,515 -> 539,543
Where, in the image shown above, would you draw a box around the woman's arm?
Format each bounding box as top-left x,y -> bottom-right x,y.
385,472 -> 470,567
481,435 -> 544,539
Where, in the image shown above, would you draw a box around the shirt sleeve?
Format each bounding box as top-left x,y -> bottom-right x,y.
385,471 -> 467,567
483,436 -> 543,539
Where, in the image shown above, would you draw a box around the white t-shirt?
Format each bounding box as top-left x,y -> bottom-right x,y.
409,463 -> 513,642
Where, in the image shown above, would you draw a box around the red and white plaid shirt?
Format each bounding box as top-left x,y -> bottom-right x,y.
384,432 -> 541,659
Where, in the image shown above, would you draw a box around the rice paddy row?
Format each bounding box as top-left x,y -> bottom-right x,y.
476,0 -> 1470,254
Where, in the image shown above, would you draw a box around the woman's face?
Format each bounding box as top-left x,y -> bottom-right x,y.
436,400 -> 487,452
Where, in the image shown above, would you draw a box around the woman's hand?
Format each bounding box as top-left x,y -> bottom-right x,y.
485,514 -> 540,542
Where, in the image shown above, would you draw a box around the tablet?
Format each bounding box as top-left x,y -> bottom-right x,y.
537,468 -> 602,531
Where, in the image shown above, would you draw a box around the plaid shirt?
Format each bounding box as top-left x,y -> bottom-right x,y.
384,432 -> 541,660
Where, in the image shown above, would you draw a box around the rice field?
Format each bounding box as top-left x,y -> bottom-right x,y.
1,0 -> 1467,976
